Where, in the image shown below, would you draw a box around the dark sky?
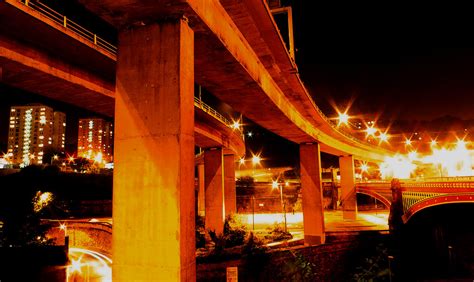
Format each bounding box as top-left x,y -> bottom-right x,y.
293,2 -> 474,121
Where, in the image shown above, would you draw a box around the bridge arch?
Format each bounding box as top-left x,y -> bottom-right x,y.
402,194 -> 474,223
356,188 -> 391,208
46,221 -> 112,256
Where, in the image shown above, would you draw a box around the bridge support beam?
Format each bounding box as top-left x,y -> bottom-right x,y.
113,20 -> 195,281
339,155 -> 357,220
198,163 -> 205,216
205,148 -> 225,234
224,154 -> 236,216
300,143 -> 325,245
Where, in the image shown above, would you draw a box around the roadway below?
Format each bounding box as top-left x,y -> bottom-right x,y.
235,209 -> 389,243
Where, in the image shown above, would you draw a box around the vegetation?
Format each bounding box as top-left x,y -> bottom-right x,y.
0,168 -> 58,247
207,214 -> 247,256
352,243 -> 392,281
223,214 -> 247,248
264,222 -> 293,242
195,215 -> 206,249
270,251 -> 316,281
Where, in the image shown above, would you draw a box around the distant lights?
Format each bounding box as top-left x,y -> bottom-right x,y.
456,139 -> 467,148
408,151 -> 418,161
366,126 -> 377,137
379,132 -> 389,142
404,139 -> 412,146
360,163 -> 369,173
251,154 -> 261,165
338,112 -> 349,126
231,120 -> 241,130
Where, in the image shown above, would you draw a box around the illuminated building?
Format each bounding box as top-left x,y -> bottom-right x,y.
7,105 -> 66,166
77,118 -> 113,163
53,112 -> 66,150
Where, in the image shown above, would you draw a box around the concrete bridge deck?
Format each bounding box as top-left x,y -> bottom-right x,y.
2,0 -> 394,161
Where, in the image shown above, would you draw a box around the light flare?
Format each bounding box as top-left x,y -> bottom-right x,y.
338,112 -> 350,125
33,191 -> 53,212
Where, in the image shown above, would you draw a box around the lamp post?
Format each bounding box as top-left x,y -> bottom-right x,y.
280,183 -> 287,233
272,180 -> 287,232
60,223 -> 69,252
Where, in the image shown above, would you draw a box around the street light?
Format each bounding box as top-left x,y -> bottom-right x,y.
272,180 -> 287,232
338,112 -> 349,126
59,223 -> 69,250
51,154 -> 59,165
251,154 -> 261,166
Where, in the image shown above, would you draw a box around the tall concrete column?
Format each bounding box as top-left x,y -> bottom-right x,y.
339,155 -> 357,220
224,154 -> 236,216
300,143 -> 325,245
113,19 -> 195,281
198,163 -> 205,216
204,148 -> 225,234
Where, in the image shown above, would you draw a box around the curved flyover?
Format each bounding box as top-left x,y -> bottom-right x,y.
73,0 -> 394,161
0,0 -> 244,157
2,0 -> 392,161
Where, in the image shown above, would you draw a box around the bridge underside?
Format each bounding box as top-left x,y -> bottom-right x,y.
1,0 -> 393,160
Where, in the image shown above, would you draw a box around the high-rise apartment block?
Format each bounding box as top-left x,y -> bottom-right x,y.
7,105 -> 66,165
77,118 -> 113,163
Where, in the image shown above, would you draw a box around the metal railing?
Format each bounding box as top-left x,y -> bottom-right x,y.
194,96 -> 231,126
194,97 -> 244,139
19,0 -> 117,55
15,0 -> 389,152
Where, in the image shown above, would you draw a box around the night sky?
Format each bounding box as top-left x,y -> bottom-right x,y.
293,2 -> 474,121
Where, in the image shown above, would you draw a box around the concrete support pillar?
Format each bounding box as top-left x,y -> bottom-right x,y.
300,143 -> 325,245
198,163 -> 205,216
339,155 -> 357,220
113,19 -> 195,281
224,154 -> 236,216
204,148 -> 225,234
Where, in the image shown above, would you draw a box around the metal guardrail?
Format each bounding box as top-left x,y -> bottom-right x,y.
19,0 -> 117,55
194,97 -> 245,139
16,0 -> 389,151
17,0 -> 244,141
194,96 -> 231,126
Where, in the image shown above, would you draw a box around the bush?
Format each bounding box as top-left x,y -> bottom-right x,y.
242,232 -> 267,258
264,222 -> 293,242
352,243 -> 391,281
240,232 -> 269,279
196,215 -> 206,249
208,230 -> 226,256
276,251 -> 315,281
223,214 -> 247,248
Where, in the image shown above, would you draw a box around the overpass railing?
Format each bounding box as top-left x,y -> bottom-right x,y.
14,0 -> 392,152
18,0 -> 117,55
194,96 -> 245,139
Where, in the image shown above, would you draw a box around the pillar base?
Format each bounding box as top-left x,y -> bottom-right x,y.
304,235 -> 325,245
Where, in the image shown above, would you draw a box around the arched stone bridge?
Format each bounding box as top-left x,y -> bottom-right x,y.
46,220 -> 112,256
356,177 -> 474,223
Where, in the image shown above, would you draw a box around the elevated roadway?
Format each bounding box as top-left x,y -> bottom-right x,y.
1,0 -> 393,161
0,0 -> 244,157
